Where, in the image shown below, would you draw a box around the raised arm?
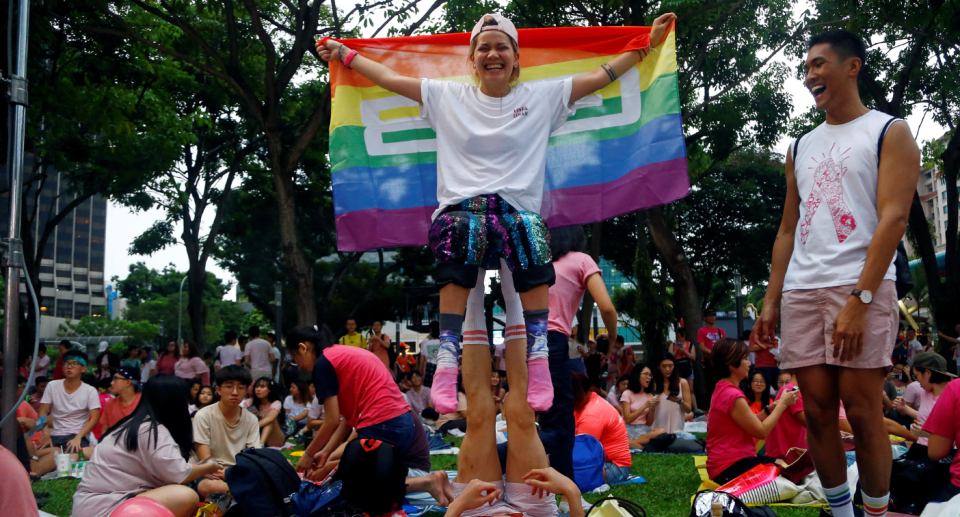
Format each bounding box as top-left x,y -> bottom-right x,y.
570,13 -> 675,103
586,272 -> 618,345
317,40 -> 423,103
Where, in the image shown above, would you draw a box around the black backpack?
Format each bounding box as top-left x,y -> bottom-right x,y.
336,438 -> 407,516
225,448 -> 301,517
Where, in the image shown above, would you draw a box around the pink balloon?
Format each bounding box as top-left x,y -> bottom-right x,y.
110,496 -> 176,517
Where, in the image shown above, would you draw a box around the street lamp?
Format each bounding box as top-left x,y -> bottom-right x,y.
733,273 -> 744,337
274,282 -> 282,342
178,276 -> 187,345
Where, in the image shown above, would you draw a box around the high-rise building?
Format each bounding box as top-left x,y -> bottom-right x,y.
912,164 -> 957,255
0,162 -> 108,320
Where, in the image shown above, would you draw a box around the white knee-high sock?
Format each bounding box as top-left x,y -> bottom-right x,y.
823,482 -> 855,517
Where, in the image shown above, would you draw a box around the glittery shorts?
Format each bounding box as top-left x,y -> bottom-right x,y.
429,194 -> 555,293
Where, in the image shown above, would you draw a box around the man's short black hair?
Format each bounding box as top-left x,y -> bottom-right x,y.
248,326 -> 261,338
34,376 -> 48,386
38,343 -> 47,355
266,332 -> 276,340
616,335 -> 625,344
17,375 -> 27,386
345,318 -> 356,323
224,330 -> 238,343
59,339 -> 71,349
704,310 -> 717,317
807,30 -> 867,67
216,364 -> 252,387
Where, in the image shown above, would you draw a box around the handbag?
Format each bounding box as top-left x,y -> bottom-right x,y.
690,490 -> 778,517
780,448 -> 815,485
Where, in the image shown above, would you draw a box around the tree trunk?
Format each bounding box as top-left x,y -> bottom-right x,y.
646,206 -> 708,407
936,129 -> 960,335
274,163 -> 317,325
186,267 -> 207,352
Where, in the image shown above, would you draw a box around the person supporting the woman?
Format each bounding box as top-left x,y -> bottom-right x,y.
620,363 -> 666,449
72,375 -> 224,517
706,338 -> 798,484
287,325 -> 454,506
572,372 -> 632,485
650,353 -> 693,435
317,11 -> 675,415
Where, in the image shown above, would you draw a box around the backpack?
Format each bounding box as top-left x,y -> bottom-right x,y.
572,434 -> 606,493
225,448 -> 301,517
690,490 -> 777,517
337,438 -> 407,516
792,116 -> 913,300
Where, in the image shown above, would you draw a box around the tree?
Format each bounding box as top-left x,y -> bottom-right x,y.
803,0 -> 960,333
63,0 -> 448,326
0,0 -> 189,358
57,316 -> 159,348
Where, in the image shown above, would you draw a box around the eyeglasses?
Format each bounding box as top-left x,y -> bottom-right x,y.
112,375 -> 129,382
777,380 -> 789,386
64,361 -> 83,368
752,380 -> 766,385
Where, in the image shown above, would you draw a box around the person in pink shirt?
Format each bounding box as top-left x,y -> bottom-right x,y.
155,341 -> 180,375
706,338 -> 798,483
174,342 -> 210,385
922,378 -> 960,503
620,364 -> 666,448
894,352 -> 955,459
765,374 -> 807,459
572,372 -> 632,484
697,311 -> 726,363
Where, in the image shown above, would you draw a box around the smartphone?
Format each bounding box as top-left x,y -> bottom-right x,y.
669,390 -> 680,399
790,386 -> 800,393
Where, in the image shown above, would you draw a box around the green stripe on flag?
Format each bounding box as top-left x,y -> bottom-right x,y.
382,127 -> 438,144
331,71 -> 680,174
566,97 -> 623,122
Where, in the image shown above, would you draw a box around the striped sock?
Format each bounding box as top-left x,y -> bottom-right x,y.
823,483 -> 855,517
861,492 -> 889,517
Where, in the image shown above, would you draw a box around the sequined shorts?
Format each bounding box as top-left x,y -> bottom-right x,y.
429,194 -> 555,293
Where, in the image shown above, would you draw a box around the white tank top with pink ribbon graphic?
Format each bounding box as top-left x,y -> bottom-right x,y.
783,109 -> 899,291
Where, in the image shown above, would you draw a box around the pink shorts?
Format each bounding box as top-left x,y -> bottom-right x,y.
452,480 -> 558,517
780,280 -> 898,370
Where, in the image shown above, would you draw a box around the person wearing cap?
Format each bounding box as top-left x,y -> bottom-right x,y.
95,342 -> 120,381
100,367 -> 142,435
893,352 -> 956,458
38,350 -> 101,452
396,343 -> 418,375
317,11 -> 676,420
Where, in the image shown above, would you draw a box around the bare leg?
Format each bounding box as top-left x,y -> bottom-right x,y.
503,338 -> 549,483
197,479 -> 230,498
138,485 -> 200,517
408,471 -> 454,507
628,428 -> 666,449
795,365 -> 847,489
261,420 -> 285,447
840,367 -> 891,497
517,284 -> 548,312
457,344 -> 501,483
440,283 -> 471,315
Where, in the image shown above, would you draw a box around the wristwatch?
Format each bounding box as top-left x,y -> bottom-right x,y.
851,289 -> 873,304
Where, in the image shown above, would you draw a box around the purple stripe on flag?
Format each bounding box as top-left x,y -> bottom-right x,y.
335,157 -> 689,251
542,157 -> 689,228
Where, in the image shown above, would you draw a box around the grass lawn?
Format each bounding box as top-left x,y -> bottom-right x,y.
33,436 -> 822,517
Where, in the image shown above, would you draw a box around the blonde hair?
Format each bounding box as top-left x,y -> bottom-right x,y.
468,34 -> 520,86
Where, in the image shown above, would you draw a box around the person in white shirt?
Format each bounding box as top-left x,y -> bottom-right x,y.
39,350 -> 101,452
754,30 -> 920,517
244,326 -> 275,382
901,328 -> 923,366
317,11 -> 675,419
265,332 -> 282,382
218,331 -> 243,371
140,348 -> 157,384
30,344 -> 51,388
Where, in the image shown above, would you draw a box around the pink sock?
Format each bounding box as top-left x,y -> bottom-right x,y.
430,366 -> 460,414
527,357 -> 553,411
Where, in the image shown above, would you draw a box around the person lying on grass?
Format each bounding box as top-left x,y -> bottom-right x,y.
287,324 -> 454,506
72,374 -> 223,517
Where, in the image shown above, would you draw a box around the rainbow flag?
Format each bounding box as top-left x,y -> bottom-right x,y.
327,24 -> 688,251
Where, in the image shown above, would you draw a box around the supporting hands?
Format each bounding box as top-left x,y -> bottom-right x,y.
523,468 -> 584,517
446,480 -> 501,517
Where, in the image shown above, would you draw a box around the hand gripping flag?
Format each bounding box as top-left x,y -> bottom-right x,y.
326,23 -> 689,251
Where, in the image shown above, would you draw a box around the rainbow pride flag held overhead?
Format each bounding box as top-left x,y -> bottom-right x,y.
327,24 -> 688,251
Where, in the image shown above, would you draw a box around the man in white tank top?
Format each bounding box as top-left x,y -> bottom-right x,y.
753,30 -> 919,517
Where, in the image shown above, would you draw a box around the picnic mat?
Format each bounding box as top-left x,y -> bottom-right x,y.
690,456 -> 839,507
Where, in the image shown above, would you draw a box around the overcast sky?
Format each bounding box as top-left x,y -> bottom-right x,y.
103,5 -> 948,301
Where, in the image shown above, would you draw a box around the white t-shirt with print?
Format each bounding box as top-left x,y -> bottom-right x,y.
40,380 -> 101,436
419,78 -> 575,219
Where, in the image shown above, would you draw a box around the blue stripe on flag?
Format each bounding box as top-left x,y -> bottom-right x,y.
332,113 -> 684,215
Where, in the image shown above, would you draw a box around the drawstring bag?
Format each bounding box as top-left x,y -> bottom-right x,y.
690,491 -> 777,517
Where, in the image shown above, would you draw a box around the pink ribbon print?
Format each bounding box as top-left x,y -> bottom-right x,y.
799,143 -> 856,245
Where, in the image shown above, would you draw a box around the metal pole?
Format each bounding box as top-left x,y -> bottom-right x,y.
2,0 -> 32,453
734,274 -> 744,338
274,281 -> 282,342
177,276 -> 187,345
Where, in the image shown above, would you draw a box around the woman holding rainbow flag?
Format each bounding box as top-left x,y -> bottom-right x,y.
318,10 -> 672,411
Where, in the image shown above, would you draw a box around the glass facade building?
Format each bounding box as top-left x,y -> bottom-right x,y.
0,163 -> 108,320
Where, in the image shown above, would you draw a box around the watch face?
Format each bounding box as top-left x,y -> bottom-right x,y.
861,290 -> 873,304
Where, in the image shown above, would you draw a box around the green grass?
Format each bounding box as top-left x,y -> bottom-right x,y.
33,436 -> 821,517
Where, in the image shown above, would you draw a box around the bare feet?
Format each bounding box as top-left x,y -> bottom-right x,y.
422,470 -> 454,507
